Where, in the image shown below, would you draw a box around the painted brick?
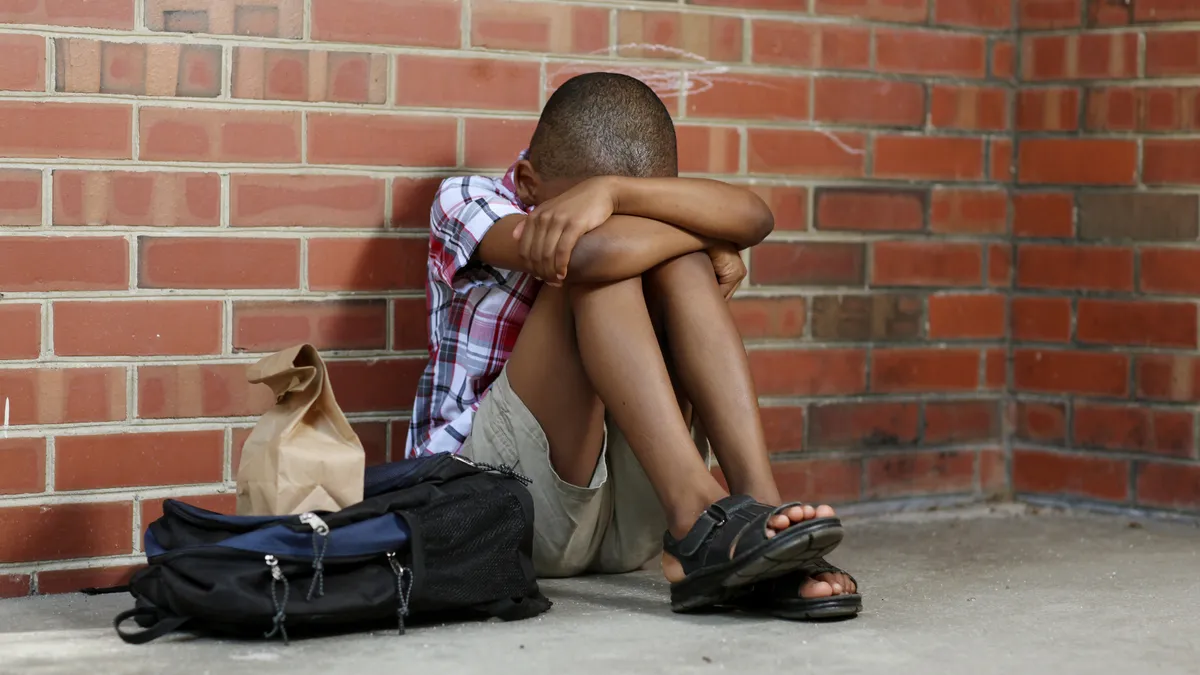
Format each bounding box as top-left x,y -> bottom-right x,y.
230,174 -> 386,228
808,402 -> 919,450
233,48 -> 387,104
810,294 -> 922,342
814,187 -> 926,233
876,29 -> 987,78
311,0 -> 458,47
812,78 -> 925,128
139,237 -> 300,290
930,189 -> 1007,234
0,34 -> 45,91
1073,405 -> 1194,458
53,300 -> 222,357
0,438 -> 45,495
0,102 -> 130,159
308,113 -> 457,167
0,304 -> 41,360
138,363 -> 274,419
865,451 -> 976,499
747,129 -> 866,177
0,368 -> 126,426
751,21 -> 871,70
396,55 -> 541,112
233,300 -> 389,352
308,238 -> 428,291
55,430 -> 224,490
0,502 -> 133,564
747,349 -> 867,396
873,136 -> 985,181
871,349 -> 981,393
0,237 -> 128,292
0,170 -> 42,226
470,0 -> 608,54
139,108 -> 300,163
1011,296 -> 1071,342
1012,192 -> 1074,238
1017,245 -> 1134,291
872,242 -> 984,287
729,298 -> 807,340
928,294 -> 1006,339
750,242 -> 865,286
54,171 -> 220,227
1013,349 -> 1129,396
1078,193 -> 1198,241
618,11 -> 742,63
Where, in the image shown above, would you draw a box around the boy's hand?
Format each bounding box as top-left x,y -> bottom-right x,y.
513,177 -> 616,283
708,244 -> 746,301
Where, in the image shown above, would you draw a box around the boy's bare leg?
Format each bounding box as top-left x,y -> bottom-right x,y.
644,252 -> 855,597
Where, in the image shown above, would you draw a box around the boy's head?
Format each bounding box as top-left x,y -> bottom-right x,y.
515,72 -> 677,206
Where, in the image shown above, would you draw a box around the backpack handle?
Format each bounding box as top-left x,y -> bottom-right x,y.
114,608 -> 190,645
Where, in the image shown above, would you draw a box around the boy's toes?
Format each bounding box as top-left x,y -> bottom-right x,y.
798,578 -> 835,599
811,571 -> 855,595
767,503 -> 837,536
815,504 -> 836,519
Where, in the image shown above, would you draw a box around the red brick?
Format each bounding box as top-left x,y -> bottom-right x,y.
0,237 -> 128,292
38,566 -> 141,595
546,66 -> 683,101
362,422 -> 391,466
1018,139 -> 1137,185
810,294 -> 922,342
0,34 -> 45,91
985,348 -> 1006,389
0,169 -> 41,226
1074,404 -> 1194,458
0,304 -> 41,360
1138,462 -> 1200,510
234,300 -> 388,352
689,0 -> 806,8
54,300 -> 221,357
814,187 -> 924,233
395,55 -> 540,112
1018,0 -> 1082,28
1012,192 -> 1074,238
748,129 -> 865,178
617,11 -> 742,63
0,368 -> 125,425
1017,244 -> 1133,291
808,402 -> 919,450
464,118 -> 537,169
56,430 -> 223,490
980,448 -> 1006,496
470,0 -> 608,54
326,358 -> 426,413
1146,31 -> 1200,77
141,494 -> 237,534
1137,0 -> 1200,22
140,108 -> 299,163
1144,140 -> 1200,186
931,86 -> 1008,131
748,349 -> 866,396
991,139 -> 1014,182
771,458 -> 862,504
928,294 -> 1006,339
687,74 -> 810,122
988,243 -> 1012,288
750,242 -> 865,286
139,237 -> 299,290
1077,299 -> 1197,349
925,401 -> 1000,445
876,29 -> 987,78
391,178 -> 444,229
759,406 -> 805,454
144,0 -> 302,37
873,136 -> 984,181
1023,33 -> 1139,80
1013,449 -> 1128,502
1137,355 -> 1200,403
813,0 -> 927,22
1084,86 -> 1138,131
0,0 -> 134,29
866,451 -> 975,499
56,39 -> 222,98
0,438 -> 45,495
1141,248 -> 1200,295
935,0 -> 1012,27
1140,87 -> 1200,132
747,185 -> 807,231
676,125 -> 741,174
992,39 -> 1015,80
0,102 -> 130,159
1011,296 -> 1071,342
0,502 -> 132,563
930,189 -> 1007,235
872,349 -> 980,393
751,21 -> 871,70
812,77 -> 925,128
1089,0 -> 1131,25
232,49 -> 386,104
393,297 -> 430,351
730,298 -> 806,340
308,113 -> 457,167
312,0 -> 459,48
872,242 -> 983,287
1014,349 -> 1128,396
308,238 -> 427,291
1017,88 -> 1080,131
54,171 -> 219,227
1014,400 -> 1067,443
138,364 -> 274,419
230,174 -> 385,228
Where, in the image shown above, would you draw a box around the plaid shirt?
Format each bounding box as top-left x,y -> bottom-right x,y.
405,155 -> 540,457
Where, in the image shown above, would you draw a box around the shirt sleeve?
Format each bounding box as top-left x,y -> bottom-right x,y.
429,176 -> 525,288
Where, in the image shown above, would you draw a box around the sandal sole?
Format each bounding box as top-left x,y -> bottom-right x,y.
669,518 -> 844,613
768,593 -> 862,621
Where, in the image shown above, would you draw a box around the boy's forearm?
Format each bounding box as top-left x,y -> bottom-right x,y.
566,215 -> 713,283
607,177 -> 774,249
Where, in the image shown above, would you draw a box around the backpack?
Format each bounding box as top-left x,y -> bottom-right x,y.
110,453 -> 551,644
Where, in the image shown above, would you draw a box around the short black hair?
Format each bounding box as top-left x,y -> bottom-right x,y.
529,72 -> 678,181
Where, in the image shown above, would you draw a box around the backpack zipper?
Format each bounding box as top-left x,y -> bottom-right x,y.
386,552 -> 413,636
263,555 -> 290,643
298,512 -> 331,600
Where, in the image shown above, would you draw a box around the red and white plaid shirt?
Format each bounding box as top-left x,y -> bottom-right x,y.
405,154 -> 540,457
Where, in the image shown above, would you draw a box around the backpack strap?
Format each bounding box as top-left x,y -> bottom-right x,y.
480,591 -> 553,622
114,608 -> 190,645
80,585 -> 130,596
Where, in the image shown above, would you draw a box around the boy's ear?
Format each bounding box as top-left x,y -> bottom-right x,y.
513,159 -> 541,206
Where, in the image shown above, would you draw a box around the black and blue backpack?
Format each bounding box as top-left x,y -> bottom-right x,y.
109,453 -> 551,643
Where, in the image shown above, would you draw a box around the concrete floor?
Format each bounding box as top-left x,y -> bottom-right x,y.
2,505 -> 1198,675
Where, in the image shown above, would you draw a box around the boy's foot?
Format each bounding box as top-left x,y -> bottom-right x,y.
732,559 -> 863,620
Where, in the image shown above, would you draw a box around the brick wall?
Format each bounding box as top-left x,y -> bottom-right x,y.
1012,0 -> 1200,514
12,0 -> 1177,596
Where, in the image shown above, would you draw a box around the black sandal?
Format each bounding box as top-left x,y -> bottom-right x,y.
733,558 -> 862,620
663,495 -> 844,612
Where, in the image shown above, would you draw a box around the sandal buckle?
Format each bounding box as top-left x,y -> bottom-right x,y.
704,503 -> 728,526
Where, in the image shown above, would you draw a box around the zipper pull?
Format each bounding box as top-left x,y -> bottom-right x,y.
298,512 -> 330,535
386,552 -> 413,636
265,554 -> 283,581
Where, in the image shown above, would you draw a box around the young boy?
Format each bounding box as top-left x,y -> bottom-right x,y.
407,73 -> 860,619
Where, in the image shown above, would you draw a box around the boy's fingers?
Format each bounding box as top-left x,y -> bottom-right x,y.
512,219 -> 525,240
555,224 -> 584,279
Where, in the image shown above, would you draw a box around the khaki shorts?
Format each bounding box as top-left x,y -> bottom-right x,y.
460,368 -> 667,578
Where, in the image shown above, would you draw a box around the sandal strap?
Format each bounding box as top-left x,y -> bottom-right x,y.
665,495 -> 755,559
801,558 -> 858,588
664,496 -> 810,574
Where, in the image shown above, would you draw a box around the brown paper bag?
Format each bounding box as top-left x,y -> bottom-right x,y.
236,344 -> 365,516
